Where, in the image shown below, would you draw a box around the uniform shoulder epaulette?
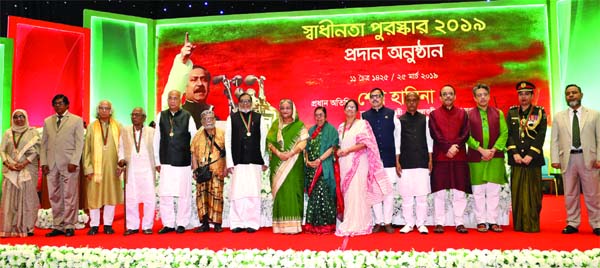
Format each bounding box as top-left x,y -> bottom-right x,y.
509,105 -> 519,110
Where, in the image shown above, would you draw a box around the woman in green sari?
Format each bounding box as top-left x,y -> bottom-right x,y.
267,99 -> 308,234
304,107 -> 339,234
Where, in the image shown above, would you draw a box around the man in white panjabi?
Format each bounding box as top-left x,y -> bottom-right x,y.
118,107 -> 156,236
225,93 -> 269,233
153,90 -> 197,234
397,92 -> 434,235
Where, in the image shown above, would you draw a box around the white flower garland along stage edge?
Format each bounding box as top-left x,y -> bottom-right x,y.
1,245 -> 598,268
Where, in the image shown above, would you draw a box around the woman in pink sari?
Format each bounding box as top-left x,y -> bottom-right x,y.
335,100 -> 392,237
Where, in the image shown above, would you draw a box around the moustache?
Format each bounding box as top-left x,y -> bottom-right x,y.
194,87 -> 206,93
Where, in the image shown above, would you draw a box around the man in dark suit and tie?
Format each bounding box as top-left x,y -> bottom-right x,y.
551,84 -> 600,236
40,94 -> 85,237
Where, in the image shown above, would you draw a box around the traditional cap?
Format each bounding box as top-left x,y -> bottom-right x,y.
516,81 -> 535,92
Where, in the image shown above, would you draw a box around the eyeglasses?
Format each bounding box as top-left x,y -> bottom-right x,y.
12,115 -> 25,119
441,92 -> 454,97
314,113 -> 325,117
345,106 -> 357,111
130,113 -> 145,117
370,94 -> 382,99
202,116 -> 215,121
239,100 -> 252,104
99,107 -> 111,111
52,102 -> 65,106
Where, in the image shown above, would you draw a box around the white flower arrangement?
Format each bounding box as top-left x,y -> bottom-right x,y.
35,209 -> 89,229
0,245 -> 598,267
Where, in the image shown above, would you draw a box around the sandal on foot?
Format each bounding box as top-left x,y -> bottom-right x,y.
490,224 -> 503,233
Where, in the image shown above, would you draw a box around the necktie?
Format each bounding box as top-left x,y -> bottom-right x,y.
57,115 -> 63,128
572,110 -> 581,148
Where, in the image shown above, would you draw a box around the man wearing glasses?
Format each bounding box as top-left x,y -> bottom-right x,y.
467,84 -> 508,233
428,85 -> 471,234
83,100 -> 123,235
225,93 -> 269,233
118,107 -> 156,236
361,88 -> 400,234
41,94 -> 84,237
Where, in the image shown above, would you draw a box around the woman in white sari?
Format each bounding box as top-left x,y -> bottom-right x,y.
336,100 -> 392,237
0,109 -> 40,237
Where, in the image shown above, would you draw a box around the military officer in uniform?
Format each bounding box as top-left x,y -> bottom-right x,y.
506,81 -> 547,232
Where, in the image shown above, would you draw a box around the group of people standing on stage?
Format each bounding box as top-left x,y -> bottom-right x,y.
1,80 -> 599,238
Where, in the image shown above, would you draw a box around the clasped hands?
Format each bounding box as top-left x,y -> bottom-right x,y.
5,160 -> 28,171
513,154 -> 533,165
478,147 -> 497,161
269,144 -> 294,161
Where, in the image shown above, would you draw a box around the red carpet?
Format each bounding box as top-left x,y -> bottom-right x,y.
2,195 -> 598,251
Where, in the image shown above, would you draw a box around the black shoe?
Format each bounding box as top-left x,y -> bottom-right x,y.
231,227 -> 245,233
87,226 -> 99,236
246,228 -> 257,233
383,224 -> 395,234
593,228 -> 600,236
46,229 -> 65,237
104,225 -> 115,235
142,229 -> 153,235
434,225 -> 444,234
123,229 -> 139,236
455,225 -> 468,234
65,228 -> 75,237
214,224 -> 223,233
27,232 -> 34,237
194,223 -> 210,233
562,225 -> 578,234
176,226 -> 185,234
372,224 -> 382,233
158,227 -> 175,234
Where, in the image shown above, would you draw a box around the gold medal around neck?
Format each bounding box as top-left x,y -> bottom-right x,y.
246,132 -> 251,137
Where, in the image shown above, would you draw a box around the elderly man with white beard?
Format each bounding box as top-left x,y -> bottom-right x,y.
191,110 -> 227,233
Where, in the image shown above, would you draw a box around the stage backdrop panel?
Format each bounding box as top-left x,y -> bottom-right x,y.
155,0 -> 552,126
0,37 -> 15,196
7,16 -> 89,127
554,0 -> 600,111
0,38 -> 14,135
83,10 -> 155,124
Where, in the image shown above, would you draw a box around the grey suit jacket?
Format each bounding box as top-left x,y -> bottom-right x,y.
551,106 -> 600,171
40,111 -> 85,169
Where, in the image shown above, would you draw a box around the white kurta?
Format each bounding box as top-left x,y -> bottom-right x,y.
118,128 -> 156,230
396,117 -> 434,197
152,111 -> 197,228
224,114 -> 269,200
224,114 -> 269,229
119,128 -> 156,203
152,111 -> 197,196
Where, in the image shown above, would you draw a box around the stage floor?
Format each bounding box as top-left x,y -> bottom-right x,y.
2,195 -> 598,251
